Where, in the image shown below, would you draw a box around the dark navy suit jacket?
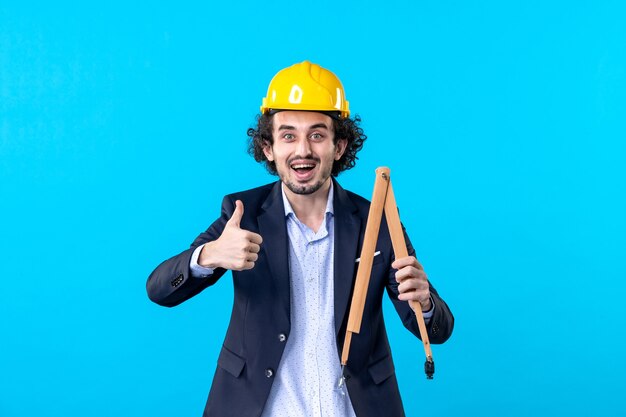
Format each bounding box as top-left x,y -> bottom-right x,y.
147,179 -> 454,417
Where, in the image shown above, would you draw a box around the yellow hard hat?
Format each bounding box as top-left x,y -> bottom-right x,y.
260,61 -> 350,118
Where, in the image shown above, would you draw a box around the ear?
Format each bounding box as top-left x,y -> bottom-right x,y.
334,138 -> 348,160
262,141 -> 274,161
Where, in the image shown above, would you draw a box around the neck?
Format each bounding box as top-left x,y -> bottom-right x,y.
283,179 -> 332,231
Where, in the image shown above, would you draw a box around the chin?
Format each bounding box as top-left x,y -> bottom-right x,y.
284,177 -> 326,195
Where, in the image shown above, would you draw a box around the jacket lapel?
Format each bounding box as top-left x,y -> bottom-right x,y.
257,181 -> 291,321
332,179 -> 362,335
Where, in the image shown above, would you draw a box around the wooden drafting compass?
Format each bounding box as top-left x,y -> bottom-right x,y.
339,167 -> 435,387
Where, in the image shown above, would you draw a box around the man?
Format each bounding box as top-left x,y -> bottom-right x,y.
147,61 -> 454,417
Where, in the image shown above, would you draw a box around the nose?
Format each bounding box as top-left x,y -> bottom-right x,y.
295,137 -> 312,157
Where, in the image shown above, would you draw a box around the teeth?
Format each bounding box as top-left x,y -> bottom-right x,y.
292,164 -> 314,169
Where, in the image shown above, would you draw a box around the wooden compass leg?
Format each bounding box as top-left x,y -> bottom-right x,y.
341,167 -> 390,366
384,179 -> 434,361
341,168 -> 436,378
340,331 -> 353,366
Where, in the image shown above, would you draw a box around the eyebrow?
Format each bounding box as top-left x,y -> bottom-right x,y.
277,123 -> 330,131
309,123 -> 330,130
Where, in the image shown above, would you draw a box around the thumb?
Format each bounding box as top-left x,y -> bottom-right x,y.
227,200 -> 244,228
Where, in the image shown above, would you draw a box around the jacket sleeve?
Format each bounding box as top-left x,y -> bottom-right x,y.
385,223 -> 454,344
146,195 -> 236,307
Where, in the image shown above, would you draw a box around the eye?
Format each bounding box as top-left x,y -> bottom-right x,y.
310,133 -> 324,141
282,133 -> 295,141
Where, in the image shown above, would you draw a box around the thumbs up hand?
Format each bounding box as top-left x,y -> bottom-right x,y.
198,200 -> 263,271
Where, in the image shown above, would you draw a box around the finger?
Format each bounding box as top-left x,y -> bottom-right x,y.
227,200 -> 244,228
247,232 -> 263,245
395,266 -> 426,282
246,252 -> 259,263
247,243 -> 261,254
398,288 -> 430,303
391,256 -> 423,271
395,266 -> 420,282
398,277 -> 429,294
397,289 -> 416,301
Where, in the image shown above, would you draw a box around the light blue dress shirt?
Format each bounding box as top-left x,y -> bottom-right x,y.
259,182 -> 357,417
189,182 -> 433,416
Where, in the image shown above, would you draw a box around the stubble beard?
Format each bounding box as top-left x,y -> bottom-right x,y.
280,163 -> 334,195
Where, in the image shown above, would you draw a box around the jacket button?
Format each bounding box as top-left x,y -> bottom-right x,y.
278,333 -> 287,342
265,368 -> 274,378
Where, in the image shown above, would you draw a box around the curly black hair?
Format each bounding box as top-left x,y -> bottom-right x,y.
246,112 -> 367,177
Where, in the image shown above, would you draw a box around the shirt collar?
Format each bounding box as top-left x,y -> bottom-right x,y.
281,181 -> 334,217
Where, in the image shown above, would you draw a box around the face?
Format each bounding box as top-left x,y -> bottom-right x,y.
263,111 -> 347,196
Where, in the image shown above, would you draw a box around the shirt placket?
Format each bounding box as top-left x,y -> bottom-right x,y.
302,229 -> 318,415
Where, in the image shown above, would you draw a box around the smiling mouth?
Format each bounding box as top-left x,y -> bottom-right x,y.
290,163 -> 316,173
289,160 -> 318,181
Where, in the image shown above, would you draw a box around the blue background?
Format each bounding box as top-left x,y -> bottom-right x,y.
1,1 -> 625,416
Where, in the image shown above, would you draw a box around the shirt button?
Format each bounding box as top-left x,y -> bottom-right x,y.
265,368 -> 274,378
278,333 -> 287,342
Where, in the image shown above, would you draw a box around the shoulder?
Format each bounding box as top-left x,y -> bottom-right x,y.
344,188 -> 370,207
221,181 -> 280,214
333,179 -> 372,216
226,181 -> 277,200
